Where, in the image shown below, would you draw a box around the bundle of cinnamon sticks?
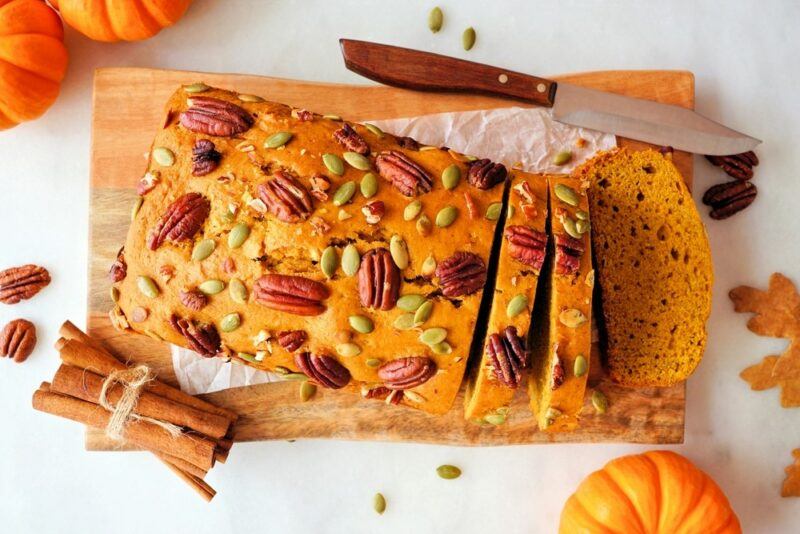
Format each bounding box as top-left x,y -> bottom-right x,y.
32,321 -> 237,501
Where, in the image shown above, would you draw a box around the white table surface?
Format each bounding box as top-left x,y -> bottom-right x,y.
1,1 -> 799,532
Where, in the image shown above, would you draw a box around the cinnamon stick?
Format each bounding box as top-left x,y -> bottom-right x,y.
157,452 -> 209,479
157,457 -> 216,502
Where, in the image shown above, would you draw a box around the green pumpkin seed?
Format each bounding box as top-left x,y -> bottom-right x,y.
220,312 -> 241,332
436,205 -> 459,227
323,114 -> 342,121
462,27 -> 476,50
414,300 -> 434,324
110,286 -> 120,303
485,202 -> 503,220
264,131 -> 292,149
183,82 -> 210,93
585,270 -> 595,287
421,254 -> 437,277
592,390 -> 608,414
554,183 -> 579,205
237,352 -> 257,363
284,373 -> 309,381
397,294 -> 426,311
553,150 -> 573,166
393,313 -> 417,330
563,216 -> 581,239
332,181 -> 356,205
131,197 -> 143,221
430,341 -> 452,354
227,223 -> 250,249
389,235 -> 409,269
192,239 -> 216,261
575,209 -> 590,221
274,366 -> 290,375
366,358 -> 381,368
506,294 -> 528,318
229,278 -> 248,304
300,381 -> 317,402
403,200 -> 423,221
199,279 -> 225,295
441,164 -> 461,190
237,93 -> 264,103
336,342 -> 362,357
420,327 -> 447,345
373,493 -> 386,515
137,276 -> 159,298
484,413 -> 506,425
343,151 -> 371,171
152,147 -> 175,167
404,390 -> 426,403
416,215 -> 432,236
323,153 -> 345,175
574,355 -> 588,377
559,308 -> 588,328
364,123 -> 384,138
544,407 -> 562,427
576,219 -> 591,235
320,246 -> 338,278
341,244 -> 361,276
428,6 -> 443,32
507,205 -> 516,220
437,464 -> 462,479
360,173 -> 378,198
349,315 -> 374,334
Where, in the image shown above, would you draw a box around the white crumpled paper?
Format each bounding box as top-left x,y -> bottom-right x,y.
172,106 -> 616,395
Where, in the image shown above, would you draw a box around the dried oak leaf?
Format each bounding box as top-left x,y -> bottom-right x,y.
783,449 -> 800,497
730,272 -> 800,407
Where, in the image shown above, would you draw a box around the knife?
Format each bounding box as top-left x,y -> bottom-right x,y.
339,39 -> 760,155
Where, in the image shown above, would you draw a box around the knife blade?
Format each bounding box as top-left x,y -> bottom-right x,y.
339,39 -> 760,155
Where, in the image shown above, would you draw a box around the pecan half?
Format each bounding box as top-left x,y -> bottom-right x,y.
363,385 -> 404,405
551,355 -> 565,390
293,109 -> 314,121
361,200 -> 385,224
333,123 -> 369,155
147,192 -> 210,250
180,96 -> 253,137
136,171 -> 159,195
277,330 -> 307,352
108,248 -> 127,282
0,264 -> 51,304
397,136 -> 420,150
192,139 -> 222,176
375,151 -> 433,197
705,151 -> 758,181
505,225 -> 547,270
358,248 -> 400,310
554,233 -> 585,276
179,288 -> 208,311
435,251 -> 487,297
257,171 -> 314,223
378,356 -> 437,390
294,352 -> 351,389
467,159 -> 507,190
253,274 -> 330,316
486,326 -> 528,388
170,315 -> 220,357
702,180 -> 757,220
0,319 -> 36,363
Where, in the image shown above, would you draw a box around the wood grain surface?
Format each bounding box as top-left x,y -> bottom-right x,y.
86,67 -> 693,448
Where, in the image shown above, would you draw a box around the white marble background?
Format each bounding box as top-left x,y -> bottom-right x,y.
1,1 -> 798,532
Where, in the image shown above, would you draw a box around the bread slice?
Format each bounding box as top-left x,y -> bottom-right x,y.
528,175 -> 593,432
575,148 -> 713,386
464,173 -> 549,425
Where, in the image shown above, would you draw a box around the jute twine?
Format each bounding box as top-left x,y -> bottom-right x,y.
98,365 -> 181,441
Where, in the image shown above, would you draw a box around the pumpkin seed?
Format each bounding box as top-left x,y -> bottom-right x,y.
237,352 -> 257,363
183,82 -> 210,93
323,153 -> 345,175
428,6 -> 443,32
576,219 -> 590,235
430,341 -> 452,354
574,354 -> 588,377
336,342 -> 362,357
506,205 -> 516,220
284,372 -> 308,381
110,286 -> 120,303
592,390 -> 608,414
364,123 -> 384,138
404,390 -> 426,403
484,413 -> 506,425
462,27 -> 476,50
398,294 -> 426,311
220,313 -> 241,332
360,173 -> 378,198
575,209 -> 590,220
485,202 -> 503,220
192,239 -> 216,261
585,270 -> 595,287
437,464 -> 462,479
441,164 -> 461,190
506,294 -> 528,318
131,197 -> 143,221
274,366 -> 290,375
559,308 -> 588,328
229,278 -> 248,304
237,93 -> 264,103
300,381 -> 317,402
414,300 -> 434,324
320,246 -> 338,278
227,223 -> 250,249
553,150 -> 573,166
562,216 -> 581,239
373,493 -> 386,515
389,235 -> 409,269
323,114 -> 342,121
137,276 -> 159,298
416,215 -> 432,236
544,407 -> 562,427
152,147 -> 175,167
435,205 -> 459,227
343,151 -> 371,171
393,313 -> 417,330
332,181 -> 356,205
403,200 -> 422,221
554,183 -> 579,206
366,358 -> 381,368
264,131 -> 292,149
421,254 -> 437,277
341,244 -> 361,276
199,279 -> 225,295
420,327 -> 447,345
349,315 -> 374,334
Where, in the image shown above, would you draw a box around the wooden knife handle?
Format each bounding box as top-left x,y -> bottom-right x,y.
340,39 -> 556,107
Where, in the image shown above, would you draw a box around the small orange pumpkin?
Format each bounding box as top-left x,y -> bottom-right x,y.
51,0 -> 192,42
560,451 -> 741,534
0,0 -> 68,130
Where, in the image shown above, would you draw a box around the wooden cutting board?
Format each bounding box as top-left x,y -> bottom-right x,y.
86,67 -> 694,448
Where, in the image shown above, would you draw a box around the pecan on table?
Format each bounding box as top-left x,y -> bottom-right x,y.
179,288 -> 208,311
554,233 -> 585,276
147,192 -> 210,250
505,225 -> 547,271
170,315 -> 220,357
333,123 -> 369,155
0,319 -> 36,363
378,356 -> 437,390
192,139 -> 222,176
467,158 -> 507,190
179,96 -> 253,137
294,352 -> 351,389
702,180 -> 757,220
257,171 -> 313,223
358,248 -> 400,310
108,247 -> 127,282
277,330 -> 307,352
0,264 -> 50,305
396,136 -> 420,151
375,151 -> 432,197
253,274 -> 330,316
485,326 -> 528,388
705,151 -> 759,181
435,251 -> 487,297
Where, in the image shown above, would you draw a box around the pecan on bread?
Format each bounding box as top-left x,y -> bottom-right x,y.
295,352 -> 351,389
435,251 -> 486,297
375,151 -> 433,196
358,248 -> 400,310
180,96 -> 253,136
147,192 -> 210,250
486,326 -> 529,388
253,274 -> 329,316
378,357 -> 437,390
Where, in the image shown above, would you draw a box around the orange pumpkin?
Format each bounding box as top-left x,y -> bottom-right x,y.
0,0 -> 68,130
51,0 -> 192,42
560,451 -> 741,534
